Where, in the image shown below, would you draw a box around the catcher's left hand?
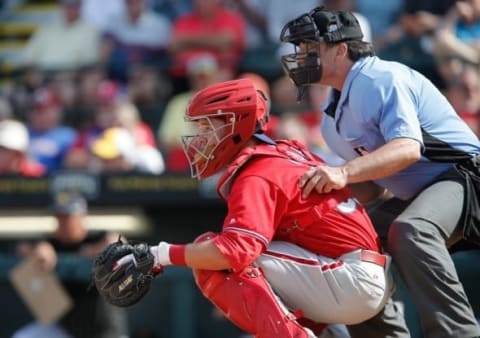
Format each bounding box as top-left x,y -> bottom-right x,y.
92,240 -> 162,307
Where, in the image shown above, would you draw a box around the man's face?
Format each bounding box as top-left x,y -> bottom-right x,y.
126,0 -> 145,20
55,213 -> 86,243
182,115 -> 233,178
189,117 -> 228,160
62,2 -> 81,23
29,105 -> 61,132
448,68 -> 480,113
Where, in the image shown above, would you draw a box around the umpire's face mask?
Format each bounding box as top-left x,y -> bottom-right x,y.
280,42 -> 323,101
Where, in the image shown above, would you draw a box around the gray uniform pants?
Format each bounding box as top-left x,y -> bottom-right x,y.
348,173 -> 480,338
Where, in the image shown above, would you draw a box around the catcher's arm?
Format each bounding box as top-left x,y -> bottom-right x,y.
93,236 -> 232,308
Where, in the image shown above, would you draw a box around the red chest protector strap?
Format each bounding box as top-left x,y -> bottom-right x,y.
217,140 -> 323,200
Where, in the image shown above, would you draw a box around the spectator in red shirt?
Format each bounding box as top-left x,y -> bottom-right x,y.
168,0 -> 246,92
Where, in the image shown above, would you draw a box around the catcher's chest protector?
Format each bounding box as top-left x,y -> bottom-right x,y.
218,140 -> 321,199
192,233 -> 316,338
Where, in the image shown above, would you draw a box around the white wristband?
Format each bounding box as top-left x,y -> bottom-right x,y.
150,241 -> 172,266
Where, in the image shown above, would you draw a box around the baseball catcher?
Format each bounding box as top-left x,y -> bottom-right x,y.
93,77 -> 394,338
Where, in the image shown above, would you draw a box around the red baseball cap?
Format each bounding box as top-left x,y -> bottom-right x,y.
32,88 -> 61,110
95,80 -> 120,104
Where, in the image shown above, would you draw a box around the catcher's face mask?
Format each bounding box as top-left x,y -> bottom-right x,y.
280,6 -> 363,99
182,113 -> 235,179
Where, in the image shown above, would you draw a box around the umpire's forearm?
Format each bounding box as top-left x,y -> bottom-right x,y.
343,138 -> 421,183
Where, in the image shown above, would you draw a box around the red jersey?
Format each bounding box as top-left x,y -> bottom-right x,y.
20,159 -> 46,177
213,140 -> 381,272
170,7 -> 245,77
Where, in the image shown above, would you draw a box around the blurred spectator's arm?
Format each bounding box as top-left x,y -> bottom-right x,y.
434,32 -> 480,64
32,241 -> 57,271
433,2 -> 480,66
169,31 -> 236,53
16,240 -> 58,271
400,10 -> 443,37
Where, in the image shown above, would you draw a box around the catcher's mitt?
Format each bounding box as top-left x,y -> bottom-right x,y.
92,240 -> 161,307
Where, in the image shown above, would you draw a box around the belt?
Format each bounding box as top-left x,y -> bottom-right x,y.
360,250 -> 386,268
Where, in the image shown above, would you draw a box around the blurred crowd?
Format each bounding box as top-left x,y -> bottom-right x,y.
0,0 -> 479,177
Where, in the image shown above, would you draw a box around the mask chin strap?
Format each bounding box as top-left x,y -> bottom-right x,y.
296,86 -> 307,102
293,51 -> 322,101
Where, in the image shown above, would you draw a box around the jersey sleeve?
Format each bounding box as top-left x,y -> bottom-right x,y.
213,174 -> 286,272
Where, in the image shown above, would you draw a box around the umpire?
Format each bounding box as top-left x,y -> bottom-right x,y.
280,6 -> 480,338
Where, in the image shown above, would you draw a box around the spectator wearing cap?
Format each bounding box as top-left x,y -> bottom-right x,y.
20,0 -> 101,72
0,119 -> 45,176
13,191 -> 128,338
66,79 -> 166,174
64,80 -> 123,170
93,80 -> 123,130
26,87 -> 77,173
89,126 -> 165,174
157,53 -> 225,172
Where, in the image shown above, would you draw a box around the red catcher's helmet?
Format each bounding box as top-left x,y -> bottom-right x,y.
182,78 -> 269,179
